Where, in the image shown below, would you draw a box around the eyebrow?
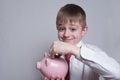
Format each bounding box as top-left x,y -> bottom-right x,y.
70,24 -> 79,28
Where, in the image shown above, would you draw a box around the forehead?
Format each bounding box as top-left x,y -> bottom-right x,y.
57,17 -> 81,26
57,20 -> 82,30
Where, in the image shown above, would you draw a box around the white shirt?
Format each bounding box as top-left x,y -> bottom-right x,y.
70,41 -> 120,80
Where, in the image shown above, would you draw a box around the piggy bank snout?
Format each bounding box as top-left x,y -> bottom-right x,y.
36,62 -> 41,69
36,58 -> 50,69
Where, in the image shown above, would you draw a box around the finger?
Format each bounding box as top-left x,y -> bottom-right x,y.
44,77 -> 48,80
55,75 -> 63,80
51,76 -> 55,80
56,77 -> 61,80
50,48 -> 55,58
61,77 -> 64,80
49,43 -> 55,58
49,43 -> 53,54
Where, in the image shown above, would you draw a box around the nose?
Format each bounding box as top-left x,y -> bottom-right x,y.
64,30 -> 70,37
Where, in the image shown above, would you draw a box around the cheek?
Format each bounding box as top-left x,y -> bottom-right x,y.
74,32 -> 83,40
58,32 -> 63,39
58,32 -> 61,37
74,31 -> 82,38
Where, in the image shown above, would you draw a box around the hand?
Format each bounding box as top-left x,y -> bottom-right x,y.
49,41 -> 80,58
44,76 -> 64,80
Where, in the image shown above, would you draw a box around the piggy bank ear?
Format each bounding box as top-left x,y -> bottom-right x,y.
44,52 -> 49,58
45,58 -> 48,66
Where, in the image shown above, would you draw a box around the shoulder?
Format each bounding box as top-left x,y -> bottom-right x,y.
83,43 -> 104,53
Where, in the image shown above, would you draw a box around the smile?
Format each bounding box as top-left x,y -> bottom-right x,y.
63,39 -> 73,42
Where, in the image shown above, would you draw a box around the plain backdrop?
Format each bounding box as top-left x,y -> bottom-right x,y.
0,0 -> 120,80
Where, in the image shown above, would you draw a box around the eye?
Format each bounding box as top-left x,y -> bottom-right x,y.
58,27 -> 65,32
70,28 -> 77,32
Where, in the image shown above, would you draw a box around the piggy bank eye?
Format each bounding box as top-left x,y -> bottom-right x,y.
45,59 -> 48,67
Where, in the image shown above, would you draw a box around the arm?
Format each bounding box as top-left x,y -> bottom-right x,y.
49,41 -> 80,58
76,44 -> 120,79
49,41 -> 120,79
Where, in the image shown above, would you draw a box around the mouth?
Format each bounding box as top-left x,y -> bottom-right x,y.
62,39 -> 73,42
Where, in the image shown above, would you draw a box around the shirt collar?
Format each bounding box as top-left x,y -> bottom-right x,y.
76,41 -> 84,47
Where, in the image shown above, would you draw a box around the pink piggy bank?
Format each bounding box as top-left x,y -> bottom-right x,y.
36,53 -> 68,79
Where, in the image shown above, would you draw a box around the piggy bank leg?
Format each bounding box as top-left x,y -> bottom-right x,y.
62,77 -> 65,80
44,77 -> 49,80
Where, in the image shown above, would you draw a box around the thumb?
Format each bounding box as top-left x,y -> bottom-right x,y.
49,48 -> 55,59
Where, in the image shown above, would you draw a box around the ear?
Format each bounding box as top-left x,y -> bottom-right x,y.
82,26 -> 88,37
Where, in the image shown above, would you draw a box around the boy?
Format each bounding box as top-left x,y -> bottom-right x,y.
45,4 -> 120,80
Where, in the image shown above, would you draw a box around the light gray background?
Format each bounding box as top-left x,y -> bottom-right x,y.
0,0 -> 120,80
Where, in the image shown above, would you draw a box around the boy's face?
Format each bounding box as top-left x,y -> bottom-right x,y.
57,22 -> 88,44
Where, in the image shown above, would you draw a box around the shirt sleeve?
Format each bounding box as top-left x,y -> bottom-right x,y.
76,44 -> 120,79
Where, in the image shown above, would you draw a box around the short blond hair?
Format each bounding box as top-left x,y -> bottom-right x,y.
56,4 -> 86,30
